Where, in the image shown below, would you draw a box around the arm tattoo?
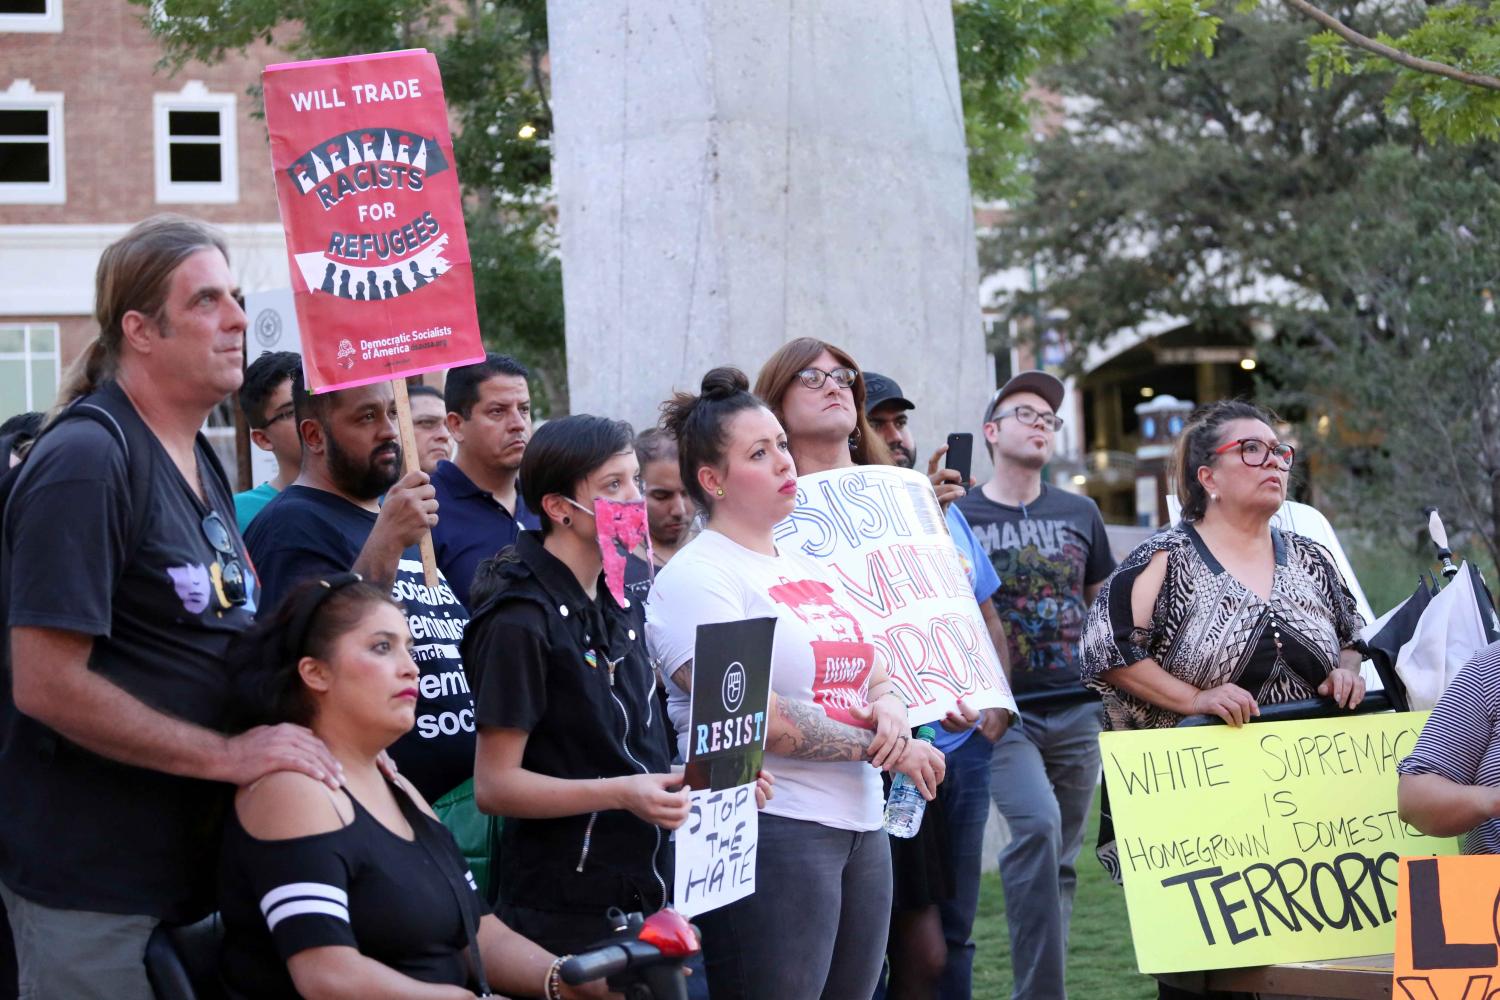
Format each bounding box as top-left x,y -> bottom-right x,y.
671,662 -> 692,693
768,697 -> 875,763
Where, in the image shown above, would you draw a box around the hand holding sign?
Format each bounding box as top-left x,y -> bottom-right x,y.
675,618 -> 776,918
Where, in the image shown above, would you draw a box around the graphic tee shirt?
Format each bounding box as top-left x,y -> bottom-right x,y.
245,485 -> 474,800
233,481 -> 279,532
957,483 -> 1115,694
646,529 -> 883,832
0,392 -> 256,920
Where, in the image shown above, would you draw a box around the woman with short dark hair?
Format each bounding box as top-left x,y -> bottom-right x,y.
218,574 -> 590,999
462,415 -> 687,955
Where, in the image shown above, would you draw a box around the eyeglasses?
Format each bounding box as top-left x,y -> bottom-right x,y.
989,404 -> 1064,432
262,407 -> 294,428
201,510 -> 248,609
794,367 -> 858,390
1213,438 -> 1295,469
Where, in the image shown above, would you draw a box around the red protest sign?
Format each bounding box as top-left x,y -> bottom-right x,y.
263,49 -> 485,392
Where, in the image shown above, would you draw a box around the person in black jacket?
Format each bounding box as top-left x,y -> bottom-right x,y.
462,415 -> 687,954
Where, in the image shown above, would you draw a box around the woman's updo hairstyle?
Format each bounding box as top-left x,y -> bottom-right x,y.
227,575 -> 399,732
660,367 -> 766,510
1171,399 -> 1280,522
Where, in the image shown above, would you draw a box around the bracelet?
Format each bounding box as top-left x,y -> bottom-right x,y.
545,955 -> 570,1000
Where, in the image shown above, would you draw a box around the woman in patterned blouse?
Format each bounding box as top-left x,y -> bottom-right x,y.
1080,400 -> 1367,731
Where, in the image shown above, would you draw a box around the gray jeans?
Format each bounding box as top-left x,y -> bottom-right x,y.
696,812 -> 892,999
989,700 -> 1102,1000
0,882 -> 156,1000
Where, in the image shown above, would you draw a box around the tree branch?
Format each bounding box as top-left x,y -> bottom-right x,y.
1280,0 -> 1500,91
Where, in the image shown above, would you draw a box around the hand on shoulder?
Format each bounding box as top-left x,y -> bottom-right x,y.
235,770 -> 353,841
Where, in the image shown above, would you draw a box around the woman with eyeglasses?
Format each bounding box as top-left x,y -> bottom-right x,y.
1080,400 -> 1366,733
1080,401 -> 1366,1000
218,574 -> 600,999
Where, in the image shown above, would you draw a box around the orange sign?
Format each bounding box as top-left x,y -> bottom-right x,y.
1394,855 -> 1500,999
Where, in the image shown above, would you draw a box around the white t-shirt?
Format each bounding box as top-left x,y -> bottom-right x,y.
645,529 -> 883,832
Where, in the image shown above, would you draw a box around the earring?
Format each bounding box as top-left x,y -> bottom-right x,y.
1210,493 -> 1219,502
563,515 -> 572,525
715,487 -> 725,498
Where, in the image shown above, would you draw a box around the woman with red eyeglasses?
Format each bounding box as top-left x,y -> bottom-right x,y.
1080,400 -> 1367,999
1081,399 -> 1367,732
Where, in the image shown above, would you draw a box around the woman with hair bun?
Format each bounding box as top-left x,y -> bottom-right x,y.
1080,399 -> 1367,731
217,574 -> 595,999
646,367 -> 944,1000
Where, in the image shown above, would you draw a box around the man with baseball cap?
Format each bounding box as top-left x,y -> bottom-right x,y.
864,372 -> 1012,1000
957,371 -> 1115,1000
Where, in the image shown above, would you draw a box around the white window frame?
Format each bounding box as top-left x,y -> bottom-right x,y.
0,80 -> 64,204
0,322 -> 61,413
0,0 -> 61,33
154,81 -> 238,204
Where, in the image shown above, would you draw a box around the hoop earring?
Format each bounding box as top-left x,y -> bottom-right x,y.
849,427 -> 862,446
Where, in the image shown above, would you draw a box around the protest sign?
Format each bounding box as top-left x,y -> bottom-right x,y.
675,618 -> 774,918
772,465 -> 1016,726
1101,712 -> 1457,974
1394,855 -> 1500,1000
262,49 -> 485,393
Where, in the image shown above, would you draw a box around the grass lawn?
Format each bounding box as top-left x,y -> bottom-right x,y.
972,788 -> 1157,999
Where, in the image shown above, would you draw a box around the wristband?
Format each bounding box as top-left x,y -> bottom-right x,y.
545,955 -> 570,1000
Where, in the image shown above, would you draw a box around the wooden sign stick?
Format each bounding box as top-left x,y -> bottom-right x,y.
392,377 -> 440,587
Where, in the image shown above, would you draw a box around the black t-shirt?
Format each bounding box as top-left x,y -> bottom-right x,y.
245,486 -> 474,801
463,532 -> 673,914
0,383 -> 255,920
219,779 -> 486,998
957,484 -> 1116,693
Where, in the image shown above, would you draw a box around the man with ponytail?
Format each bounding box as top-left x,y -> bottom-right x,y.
0,215 -> 342,1000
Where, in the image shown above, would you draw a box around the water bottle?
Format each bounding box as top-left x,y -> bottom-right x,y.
883,726 -> 936,838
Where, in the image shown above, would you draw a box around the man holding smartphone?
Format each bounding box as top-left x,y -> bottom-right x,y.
957,370 -> 1115,1000
864,373 -> 1012,1000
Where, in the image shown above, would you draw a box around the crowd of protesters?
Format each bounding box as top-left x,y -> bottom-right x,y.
0,213 -> 1382,1000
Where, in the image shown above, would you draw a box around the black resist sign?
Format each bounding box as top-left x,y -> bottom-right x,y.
686,618 -> 775,792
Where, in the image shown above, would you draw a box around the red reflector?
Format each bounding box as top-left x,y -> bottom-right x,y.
639,908 -> 699,957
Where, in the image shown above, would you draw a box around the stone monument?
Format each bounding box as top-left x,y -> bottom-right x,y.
546,0 -> 994,444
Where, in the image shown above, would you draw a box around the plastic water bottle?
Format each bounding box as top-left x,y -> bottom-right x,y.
883,726 -> 936,839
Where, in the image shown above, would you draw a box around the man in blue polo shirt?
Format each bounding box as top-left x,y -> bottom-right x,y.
430,353 -> 541,607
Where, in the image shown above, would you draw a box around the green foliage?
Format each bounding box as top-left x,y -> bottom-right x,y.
1138,0 -> 1500,144
954,0 -> 1118,200
1261,143 -> 1500,569
131,0 -> 568,413
1130,0 -> 1224,65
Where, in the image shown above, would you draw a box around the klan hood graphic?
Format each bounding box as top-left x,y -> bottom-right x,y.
264,49 -> 484,392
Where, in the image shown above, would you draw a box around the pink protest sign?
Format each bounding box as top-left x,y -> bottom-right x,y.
262,49 -> 485,392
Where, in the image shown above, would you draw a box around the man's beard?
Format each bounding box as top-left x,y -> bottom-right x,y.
327,429 -> 401,500
892,446 -> 915,469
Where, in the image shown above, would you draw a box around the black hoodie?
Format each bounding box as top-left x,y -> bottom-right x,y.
461,531 -> 674,914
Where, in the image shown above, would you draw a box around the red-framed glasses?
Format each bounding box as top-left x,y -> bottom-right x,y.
1213,438 -> 1295,469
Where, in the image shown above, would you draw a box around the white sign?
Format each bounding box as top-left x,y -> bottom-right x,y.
242,287 -> 303,488
773,465 -> 1017,726
674,784 -> 758,918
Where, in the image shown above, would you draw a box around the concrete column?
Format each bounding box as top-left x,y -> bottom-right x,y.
546,0 -> 994,443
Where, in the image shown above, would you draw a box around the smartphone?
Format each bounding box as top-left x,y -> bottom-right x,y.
944,432 -> 974,485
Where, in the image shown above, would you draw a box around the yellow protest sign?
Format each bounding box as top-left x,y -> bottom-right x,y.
1101,712 -> 1458,974
1394,855 -> 1500,999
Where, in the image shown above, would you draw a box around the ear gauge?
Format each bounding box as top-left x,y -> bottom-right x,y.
562,516 -> 572,525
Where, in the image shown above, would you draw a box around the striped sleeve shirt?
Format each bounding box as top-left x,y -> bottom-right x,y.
1397,641 -> 1500,855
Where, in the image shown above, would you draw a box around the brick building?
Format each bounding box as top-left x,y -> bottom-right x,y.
0,0 -> 288,428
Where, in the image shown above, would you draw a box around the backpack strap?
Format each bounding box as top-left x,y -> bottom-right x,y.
68,386 -> 158,558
